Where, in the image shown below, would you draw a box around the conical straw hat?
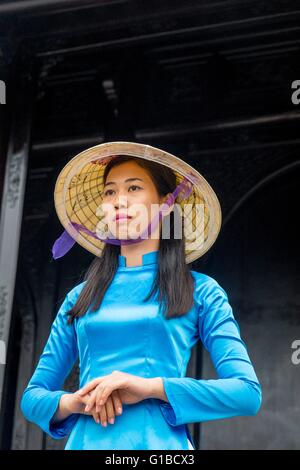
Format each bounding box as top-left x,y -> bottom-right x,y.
53,141 -> 222,264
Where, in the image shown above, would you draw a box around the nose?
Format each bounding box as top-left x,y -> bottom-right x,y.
113,194 -> 128,210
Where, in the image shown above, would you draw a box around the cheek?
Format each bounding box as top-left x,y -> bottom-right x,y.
129,192 -> 161,217
99,201 -> 114,222
132,203 -> 160,222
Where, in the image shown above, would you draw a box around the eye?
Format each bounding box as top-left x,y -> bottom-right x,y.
103,189 -> 115,197
129,185 -> 142,192
103,185 -> 142,197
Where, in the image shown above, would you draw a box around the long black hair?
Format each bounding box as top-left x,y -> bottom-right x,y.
66,155 -> 195,325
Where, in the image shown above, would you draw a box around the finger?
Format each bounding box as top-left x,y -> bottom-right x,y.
76,391 -> 94,416
105,396 -> 115,425
84,387 -> 98,412
98,374 -> 126,406
100,403 -> 107,427
77,379 -> 101,396
95,387 -> 104,413
97,384 -> 115,407
79,391 -> 92,406
91,407 -> 101,424
112,390 -> 123,415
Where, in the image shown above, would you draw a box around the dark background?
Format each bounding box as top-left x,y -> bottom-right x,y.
0,0 -> 299,450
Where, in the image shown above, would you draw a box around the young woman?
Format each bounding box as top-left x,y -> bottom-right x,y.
20,142 -> 262,450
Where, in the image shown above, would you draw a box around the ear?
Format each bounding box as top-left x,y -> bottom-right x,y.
160,192 -> 174,217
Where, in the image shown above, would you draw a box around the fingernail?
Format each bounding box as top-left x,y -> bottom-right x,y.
102,421 -> 107,427
117,407 -> 122,413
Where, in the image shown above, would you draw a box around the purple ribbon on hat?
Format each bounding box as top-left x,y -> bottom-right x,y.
51,175 -> 194,259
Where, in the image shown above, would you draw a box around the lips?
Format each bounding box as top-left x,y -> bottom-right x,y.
114,214 -> 132,221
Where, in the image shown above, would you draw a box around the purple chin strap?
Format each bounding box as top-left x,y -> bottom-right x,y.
51,175 -> 194,259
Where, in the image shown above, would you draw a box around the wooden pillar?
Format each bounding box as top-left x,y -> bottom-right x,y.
0,45 -> 36,448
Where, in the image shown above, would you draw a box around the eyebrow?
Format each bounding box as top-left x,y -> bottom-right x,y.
104,177 -> 144,188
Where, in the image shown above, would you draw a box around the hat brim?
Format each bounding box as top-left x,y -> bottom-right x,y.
53,141 -> 222,263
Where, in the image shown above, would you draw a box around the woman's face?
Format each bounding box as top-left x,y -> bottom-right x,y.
99,161 -> 171,241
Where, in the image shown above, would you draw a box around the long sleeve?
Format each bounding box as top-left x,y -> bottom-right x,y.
20,291 -> 80,439
159,277 -> 262,426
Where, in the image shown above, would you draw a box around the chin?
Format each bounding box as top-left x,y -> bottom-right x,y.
107,223 -> 146,240
108,229 -> 131,240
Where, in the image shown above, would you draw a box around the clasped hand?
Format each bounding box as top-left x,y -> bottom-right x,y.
75,370 -> 151,427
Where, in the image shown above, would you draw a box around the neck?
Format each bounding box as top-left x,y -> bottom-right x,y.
119,240 -> 160,267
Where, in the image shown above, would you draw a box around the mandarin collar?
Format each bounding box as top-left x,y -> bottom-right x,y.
118,250 -> 159,268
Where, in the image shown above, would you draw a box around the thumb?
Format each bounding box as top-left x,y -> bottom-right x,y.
77,379 -> 99,396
